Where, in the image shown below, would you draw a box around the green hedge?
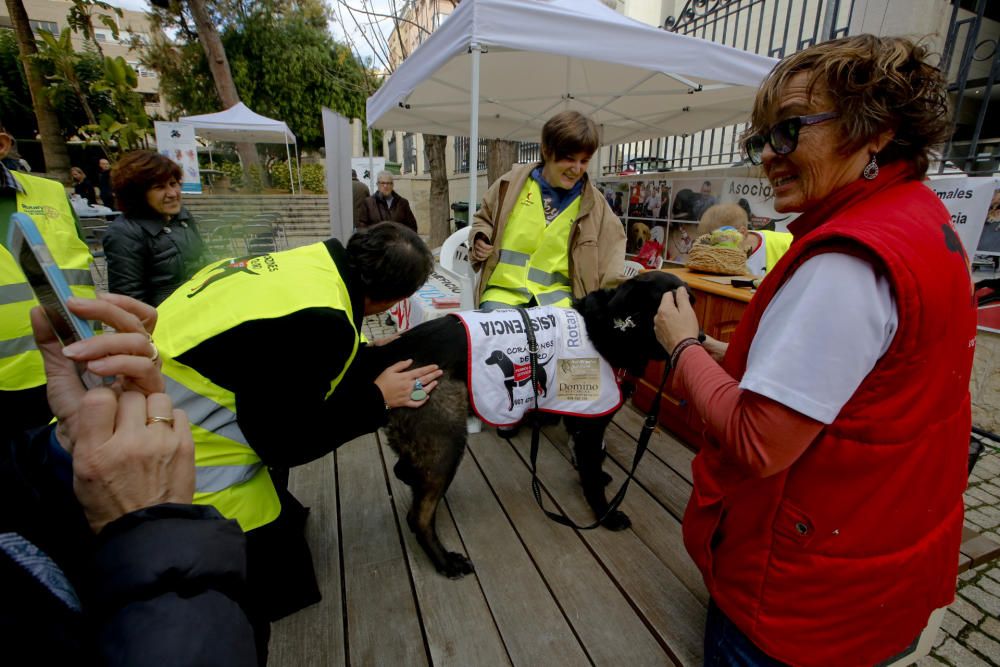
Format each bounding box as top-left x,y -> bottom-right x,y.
269,161 -> 326,193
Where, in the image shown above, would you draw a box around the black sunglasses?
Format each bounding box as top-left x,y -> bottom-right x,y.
743,111 -> 839,165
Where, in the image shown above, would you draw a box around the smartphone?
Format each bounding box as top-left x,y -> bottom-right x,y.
7,212 -> 94,345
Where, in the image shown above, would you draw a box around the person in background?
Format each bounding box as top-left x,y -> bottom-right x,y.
96,157 -> 113,207
102,150 -> 206,306
357,171 -> 418,232
351,168 -> 370,229
3,293 -> 255,666
0,123 -> 95,437
0,135 -> 30,172
655,35 -> 974,666
69,166 -> 97,206
468,110 -> 625,310
695,202 -> 793,276
153,221 -> 441,660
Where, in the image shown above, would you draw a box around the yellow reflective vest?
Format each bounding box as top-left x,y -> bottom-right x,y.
480,179 -> 581,309
155,243 -> 359,531
760,230 -> 793,273
0,171 -> 95,391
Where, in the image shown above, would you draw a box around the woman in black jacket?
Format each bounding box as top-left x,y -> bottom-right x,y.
103,151 -> 206,306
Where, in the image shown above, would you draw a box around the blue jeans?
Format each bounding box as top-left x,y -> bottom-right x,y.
703,600 -> 788,667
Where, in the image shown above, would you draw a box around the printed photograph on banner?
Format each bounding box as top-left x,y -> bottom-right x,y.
668,178 -> 720,222
975,187 -> 1000,256
927,176 -> 993,258
666,222 -> 697,264
720,177 -> 797,232
596,180 -> 628,218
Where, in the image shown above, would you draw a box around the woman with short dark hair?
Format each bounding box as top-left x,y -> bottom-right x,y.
103,150 -> 206,306
655,35 -> 973,666
468,110 -> 625,310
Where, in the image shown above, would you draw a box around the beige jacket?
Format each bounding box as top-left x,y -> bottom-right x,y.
469,162 -> 625,306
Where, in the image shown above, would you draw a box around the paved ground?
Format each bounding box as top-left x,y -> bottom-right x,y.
926,440 -> 1000,666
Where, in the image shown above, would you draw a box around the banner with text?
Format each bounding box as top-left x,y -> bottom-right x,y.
154,121 -> 201,194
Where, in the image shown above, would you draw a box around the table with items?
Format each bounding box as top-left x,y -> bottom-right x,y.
389,267 -> 465,332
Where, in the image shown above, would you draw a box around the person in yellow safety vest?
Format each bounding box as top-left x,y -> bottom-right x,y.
468,110 -> 626,311
696,202 -> 793,276
0,124 -> 95,437
153,221 -> 442,661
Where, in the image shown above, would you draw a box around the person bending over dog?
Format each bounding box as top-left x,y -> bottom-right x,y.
152,222 -> 442,661
655,35 -> 974,667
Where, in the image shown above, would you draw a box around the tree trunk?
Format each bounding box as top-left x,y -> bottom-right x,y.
487,139 -> 518,187
423,134 -> 450,247
6,0 -> 70,180
186,0 -> 260,174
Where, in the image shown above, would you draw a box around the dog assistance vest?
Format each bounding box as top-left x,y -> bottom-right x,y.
480,179 -> 579,309
454,306 -> 622,427
1,171 -> 95,391
156,243 -> 359,531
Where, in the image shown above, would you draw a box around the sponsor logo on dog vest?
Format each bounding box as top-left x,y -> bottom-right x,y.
454,306 -> 622,427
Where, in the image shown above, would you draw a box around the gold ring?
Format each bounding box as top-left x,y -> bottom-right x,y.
146,415 -> 174,426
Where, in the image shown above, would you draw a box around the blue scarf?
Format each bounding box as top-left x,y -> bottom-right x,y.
531,166 -> 585,223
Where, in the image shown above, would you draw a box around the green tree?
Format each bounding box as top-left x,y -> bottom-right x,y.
4,0 -> 70,178
86,56 -> 151,155
0,29 -> 34,139
140,0 -> 370,149
66,0 -> 123,56
35,28 -> 100,127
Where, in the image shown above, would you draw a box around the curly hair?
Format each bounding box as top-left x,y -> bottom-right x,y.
346,222 -> 433,303
111,150 -> 182,217
747,35 -> 951,179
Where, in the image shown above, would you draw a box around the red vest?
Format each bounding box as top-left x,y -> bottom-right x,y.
683,165 -> 976,666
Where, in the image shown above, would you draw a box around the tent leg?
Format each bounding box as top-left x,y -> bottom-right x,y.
295,142 -> 303,194
469,42 -> 481,226
285,141 -> 294,194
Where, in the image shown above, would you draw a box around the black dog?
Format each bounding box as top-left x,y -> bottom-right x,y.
484,349 -> 554,410
356,272 -> 688,578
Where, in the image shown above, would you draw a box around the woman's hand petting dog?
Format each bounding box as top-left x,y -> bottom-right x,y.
376,359 -> 444,409
655,286 -> 701,355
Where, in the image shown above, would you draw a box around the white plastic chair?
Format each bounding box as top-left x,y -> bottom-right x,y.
623,260 -> 644,279
437,228 -> 475,310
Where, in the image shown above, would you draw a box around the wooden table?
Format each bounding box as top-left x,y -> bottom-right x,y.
632,267 -> 754,450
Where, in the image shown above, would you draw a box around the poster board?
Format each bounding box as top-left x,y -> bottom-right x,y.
154,121 -> 201,194
351,157 -> 386,192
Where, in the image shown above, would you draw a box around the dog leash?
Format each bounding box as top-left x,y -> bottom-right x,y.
511,307 -> 672,530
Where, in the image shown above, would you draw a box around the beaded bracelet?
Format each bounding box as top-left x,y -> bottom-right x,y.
670,337 -> 702,369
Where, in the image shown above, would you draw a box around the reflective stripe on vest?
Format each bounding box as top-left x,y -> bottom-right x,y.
1,172 -> 94,390
481,179 -> 580,308
156,243 -> 358,531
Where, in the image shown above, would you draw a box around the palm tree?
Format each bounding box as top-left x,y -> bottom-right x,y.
4,0 -> 70,179
66,0 -> 123,57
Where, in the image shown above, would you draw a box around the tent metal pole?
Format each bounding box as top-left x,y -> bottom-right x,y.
295,141 -> 303,193
469,42 -> 481,225
285,139 -> 294,194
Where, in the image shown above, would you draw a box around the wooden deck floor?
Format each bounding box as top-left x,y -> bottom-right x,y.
270,404 -> 708,666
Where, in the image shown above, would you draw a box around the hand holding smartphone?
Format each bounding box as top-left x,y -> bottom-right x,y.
8,212 -> 94,345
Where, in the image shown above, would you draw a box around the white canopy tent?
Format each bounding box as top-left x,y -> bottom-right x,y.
178,102 -> 302,193
366,0 -> 778,214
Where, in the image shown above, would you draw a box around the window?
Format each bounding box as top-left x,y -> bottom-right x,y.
29,20 -> 58,34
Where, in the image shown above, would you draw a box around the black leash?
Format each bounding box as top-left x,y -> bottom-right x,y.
511,307 -> 672,530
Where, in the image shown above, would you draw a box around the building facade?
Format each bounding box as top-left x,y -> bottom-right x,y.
0,0 -> 166,118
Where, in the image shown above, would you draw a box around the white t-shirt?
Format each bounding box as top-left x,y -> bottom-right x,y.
739,253 -> 898,424
745,231 -> 767,276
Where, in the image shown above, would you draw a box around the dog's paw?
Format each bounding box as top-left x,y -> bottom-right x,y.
439,552 -> 475,579
601,510 -> 631,531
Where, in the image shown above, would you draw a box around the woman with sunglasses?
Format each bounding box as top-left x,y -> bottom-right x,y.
654,35 -> 975,666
